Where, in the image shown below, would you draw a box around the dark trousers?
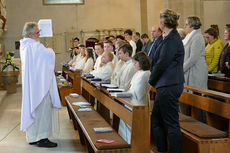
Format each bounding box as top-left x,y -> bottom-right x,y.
151,84 -> 183,153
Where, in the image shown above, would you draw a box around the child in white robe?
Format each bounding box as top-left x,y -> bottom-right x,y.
72,45 -> 86,70
113,44 -> 137,91
68,46 -> 80,65
90,51 -> 114,81
111,40 -> 129,85
94,42 -> 104,71
104,39 -> 118,65
118,51 -> 151,144
82,48 -> 94,73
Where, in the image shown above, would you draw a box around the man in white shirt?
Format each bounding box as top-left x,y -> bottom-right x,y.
20,22 -> 61,148
115,44 -> 137,91
124,29 -> 137,57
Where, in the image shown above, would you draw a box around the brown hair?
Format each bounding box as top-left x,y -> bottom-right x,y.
95,42 -> 103,48
133,51 -> 150,71
119,43 -> 133,57
210,25 -> 219,36
103,39 -> 113,46
204,28 -> 218,39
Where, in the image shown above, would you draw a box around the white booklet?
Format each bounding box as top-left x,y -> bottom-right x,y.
111,92 -> 132,98
107,88 -> 125,92
38,19 -> 53,37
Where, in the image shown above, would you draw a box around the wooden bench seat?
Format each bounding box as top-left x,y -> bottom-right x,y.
208,75 -> 230,94
56,76 -> 73,106
65,95 -> 130,153
151,86 -> 230,153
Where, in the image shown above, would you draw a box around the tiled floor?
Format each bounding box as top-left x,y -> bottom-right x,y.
0,88 -> 85,153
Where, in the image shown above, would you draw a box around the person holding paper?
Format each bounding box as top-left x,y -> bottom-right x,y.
118,51 -> 151,144
20,22 -> 61,148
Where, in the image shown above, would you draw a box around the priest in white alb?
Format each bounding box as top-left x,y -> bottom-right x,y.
20,22 -> 62,148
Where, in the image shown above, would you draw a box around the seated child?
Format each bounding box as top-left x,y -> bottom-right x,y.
118,51 -> 151,144
90,51 -> 114,81
94,42 -> 104,71
72,45 -> 86,70
82,48 -> 95,73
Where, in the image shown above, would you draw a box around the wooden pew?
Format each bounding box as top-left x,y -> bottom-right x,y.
150,85 -> 230,153
65,95 -> 131,153
208,75 -> 230,94
56,65 -> 82,106
69,77 -> 150,153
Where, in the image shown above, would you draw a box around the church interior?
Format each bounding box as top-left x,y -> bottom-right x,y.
0,0 -> 230,153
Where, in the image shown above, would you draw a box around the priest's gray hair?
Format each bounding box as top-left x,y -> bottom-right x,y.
22,22 -> 38,37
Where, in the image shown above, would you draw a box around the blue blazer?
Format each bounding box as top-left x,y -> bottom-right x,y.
149,29 -> 184,88
149,35 -> 163,68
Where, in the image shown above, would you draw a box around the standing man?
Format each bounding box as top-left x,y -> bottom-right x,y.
20,22 -> 61,148
148,25 -> 163,67
134,32 -> 143,53
124,29 -> 137,57
141,33 -> 152,54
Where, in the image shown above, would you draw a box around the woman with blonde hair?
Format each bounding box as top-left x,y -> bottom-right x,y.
149,9 -> 184,153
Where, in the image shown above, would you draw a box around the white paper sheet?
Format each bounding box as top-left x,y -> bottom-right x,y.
38,19 -> 53,37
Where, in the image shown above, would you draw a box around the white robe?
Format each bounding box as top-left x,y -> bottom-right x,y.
94,55 -> 102,70
111,60 -> 125,85
26,93 -> 57,142
115,59 -> 137,91
129,40 -> 137,57
118,70 -> 151,144
20,38 -> 61,132
90,62 -> 114,81
68,53 -> 80,65
72,55 -> 86,70
82,58 -> 94,73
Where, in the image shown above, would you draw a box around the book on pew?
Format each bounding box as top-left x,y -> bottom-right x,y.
94,127 -> 113,133
78,108 -> 92,111
69,93 -> 79,98
111,92 -> 132,98
90,78 -> 102,81
208,73 -> 225,77
96,139 -> 117,144
107,88 -> 125,92
83,73 -> 94,78
72,102 -> 91,107
101,84 -> 118,88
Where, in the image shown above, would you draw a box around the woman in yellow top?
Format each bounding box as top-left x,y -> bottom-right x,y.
204,27 -> 224,73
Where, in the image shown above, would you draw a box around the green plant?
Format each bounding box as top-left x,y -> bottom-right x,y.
1,51 -> 19,71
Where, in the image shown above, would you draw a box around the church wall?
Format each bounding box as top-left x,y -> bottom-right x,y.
147,0 -> 164,37
76,0 -> 141,33
3,0 -> 78,53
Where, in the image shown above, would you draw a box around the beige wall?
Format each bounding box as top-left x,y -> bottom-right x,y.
2,0 -> 230,59
3,0 -> 78,52
76,0 -> 141,32
203,1 -> 230,43
147,0 -> 164,37
167,0 -> 202,28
